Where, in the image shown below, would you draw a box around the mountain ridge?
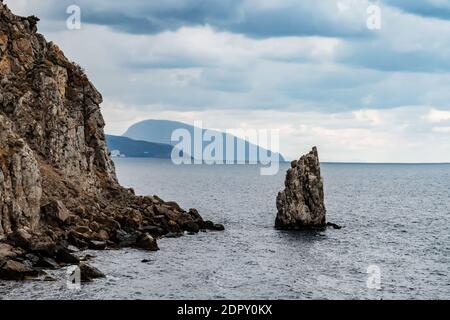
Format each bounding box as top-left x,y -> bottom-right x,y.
123,119 -> 286,162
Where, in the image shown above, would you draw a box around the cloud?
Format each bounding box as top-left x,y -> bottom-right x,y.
432,126 -> 450,133
5,0 -> 373,38
4,0 -> 450,162
353,109 -> 381,125
7,0 -> 450,74
33,22 -> 450,113
426,108 -> 450,123
384,0 -> 450,20
336,3 -> 450,73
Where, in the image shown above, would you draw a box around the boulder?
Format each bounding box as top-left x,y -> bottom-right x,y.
96,230 -> 110,241
74,226 -> 91,234
113,229 -> 138,247
88,240 -> 107,250
167,220 -> 182,233
213,224 -> 225,231
0,259 -> 41,280
141,225 -> 166,237
188,208 -> 202,221
35,256 -> 60,269
0,243 -> 16,259
118,208 -> 143,230
165,201 -> 182,211
79,262 -> 105,282
41,200 -> 71,224
25,253 -> 40,265
55,246 -> 80,264
326,222 -> 342,230
141,259 -> 152,263
165,232 -> 183,238
67,231 -> 89,250
28,237 -> 57,254
8,229 -> 32,249
203,221 -> 215,230
135,233 -> 159,251
275,147 -> 327,230
182,221 -> 200,233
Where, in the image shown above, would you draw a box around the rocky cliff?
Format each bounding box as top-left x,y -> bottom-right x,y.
275,147 -> 327,230
0,3 -> 222,280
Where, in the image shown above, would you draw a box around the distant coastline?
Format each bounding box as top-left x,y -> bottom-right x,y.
107,119 -> 286,163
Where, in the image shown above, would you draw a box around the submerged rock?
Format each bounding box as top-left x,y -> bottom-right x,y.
326,222 -> 342,230
79,262 -> 105,282
182,221 -> 200,233
275,147 -> 327,230
135,233 -> 159,251
213,224 -> 225,231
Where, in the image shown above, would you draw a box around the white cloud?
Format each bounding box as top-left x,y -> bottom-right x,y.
432,127 -> 450,133
426,108 -> 450,123
353,109 -> 380,125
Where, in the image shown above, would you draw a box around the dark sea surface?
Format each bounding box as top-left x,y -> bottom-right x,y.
1,159 -> 449,299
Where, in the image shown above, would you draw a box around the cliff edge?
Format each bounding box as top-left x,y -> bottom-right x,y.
0,3 -> 222,280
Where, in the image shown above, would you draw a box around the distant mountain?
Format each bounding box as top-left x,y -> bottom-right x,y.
106,135 -> 175,159
123,120 -> 285,162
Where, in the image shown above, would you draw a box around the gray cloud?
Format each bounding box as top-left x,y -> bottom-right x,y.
337,40 -> 450,73
384,0 -> 450,20
6,0 -> 450,106
7,0 -> 372,38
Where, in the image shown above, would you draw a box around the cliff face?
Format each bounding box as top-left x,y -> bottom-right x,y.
0,3 -> 222,279
275,147 -> 327,230
0,3 -> 116,236
0,115 -> 42,234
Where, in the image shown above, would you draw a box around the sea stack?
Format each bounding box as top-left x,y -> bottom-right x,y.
275,147 -> 326,230
0,3 -> 222,280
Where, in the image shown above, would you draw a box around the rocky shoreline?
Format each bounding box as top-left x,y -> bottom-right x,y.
0,2 -> 223,281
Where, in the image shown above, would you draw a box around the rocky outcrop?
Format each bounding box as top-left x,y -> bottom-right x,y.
78,262 -> 105,282
275,147 -> 327,230
0,3 -> 223,280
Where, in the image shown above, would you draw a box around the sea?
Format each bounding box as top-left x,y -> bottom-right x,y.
1,159 -> 449,299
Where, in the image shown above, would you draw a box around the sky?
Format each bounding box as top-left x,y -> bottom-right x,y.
5,0 -> 450,162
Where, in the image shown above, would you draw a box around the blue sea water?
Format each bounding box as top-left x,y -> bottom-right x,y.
1,160 -> 449,299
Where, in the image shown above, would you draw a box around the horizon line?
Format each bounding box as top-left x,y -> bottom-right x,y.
321,161 -> 450,165
112,157 -> 450,165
